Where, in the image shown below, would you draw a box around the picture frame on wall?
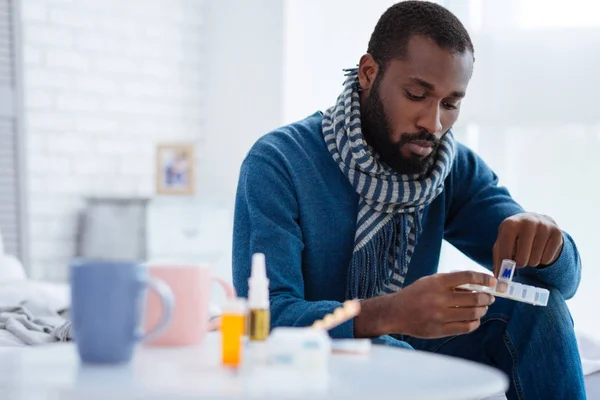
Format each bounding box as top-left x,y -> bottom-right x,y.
155,143 -> 195,195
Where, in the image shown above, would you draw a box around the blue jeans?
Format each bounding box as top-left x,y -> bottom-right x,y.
381,275 -> 586,399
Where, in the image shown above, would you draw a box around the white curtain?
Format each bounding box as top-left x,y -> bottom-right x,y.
283,0 -> 600,335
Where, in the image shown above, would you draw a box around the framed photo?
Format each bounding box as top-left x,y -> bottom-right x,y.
155,143 -> 195,195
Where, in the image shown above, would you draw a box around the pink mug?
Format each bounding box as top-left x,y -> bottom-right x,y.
144,262 -> 235,346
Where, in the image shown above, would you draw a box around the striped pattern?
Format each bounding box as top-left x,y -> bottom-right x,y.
321,68 -> 456,298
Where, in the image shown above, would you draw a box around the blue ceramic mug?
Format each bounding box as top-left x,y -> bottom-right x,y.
70,259 -> 174,364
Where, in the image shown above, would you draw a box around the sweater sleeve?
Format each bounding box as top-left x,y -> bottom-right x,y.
443,144 -> 582,299
233,147 -> 423,348
232,149 -> 356,338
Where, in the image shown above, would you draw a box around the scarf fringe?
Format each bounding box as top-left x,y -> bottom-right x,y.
347,211 -> 424,299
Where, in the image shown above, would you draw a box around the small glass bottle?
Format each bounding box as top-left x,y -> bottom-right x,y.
220,298 -> 247,369
248,253 -> 270,341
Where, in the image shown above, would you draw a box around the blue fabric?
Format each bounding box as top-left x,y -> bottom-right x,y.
321,68 -> 457,299
232,111 -> 583,398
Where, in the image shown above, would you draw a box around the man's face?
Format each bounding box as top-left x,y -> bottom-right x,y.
359,35 -> 473,175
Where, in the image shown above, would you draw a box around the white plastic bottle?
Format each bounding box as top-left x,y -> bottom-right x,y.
248,253 -> 270,341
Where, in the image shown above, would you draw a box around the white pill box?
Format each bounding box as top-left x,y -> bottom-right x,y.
331,338 -> 372,354
457,281 -> 549,306
267,327 -> 332,371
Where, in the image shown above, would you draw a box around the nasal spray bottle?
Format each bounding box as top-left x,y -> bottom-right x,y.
248,253 -> 270,342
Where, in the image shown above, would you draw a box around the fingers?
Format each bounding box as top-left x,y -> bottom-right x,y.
441,270 -> 497,288
442,320 -> 481,336
442,306 -> 489,323
493,221 -> 518,276
494,213 -> 564,271
513,222 -> 536,267
540,230 -> 564,265
492,242 -> 500,277
450,291 -> 495,307
528,224 -> 551,266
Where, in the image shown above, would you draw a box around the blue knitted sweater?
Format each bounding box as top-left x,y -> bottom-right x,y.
232,112 -> 581,345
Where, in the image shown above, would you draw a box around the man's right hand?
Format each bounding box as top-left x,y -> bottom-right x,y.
354,271 -> 497,339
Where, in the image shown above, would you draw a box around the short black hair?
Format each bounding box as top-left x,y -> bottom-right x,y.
367,1 -> 474,68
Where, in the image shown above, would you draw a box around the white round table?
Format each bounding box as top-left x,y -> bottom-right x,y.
0,333 -> 508,400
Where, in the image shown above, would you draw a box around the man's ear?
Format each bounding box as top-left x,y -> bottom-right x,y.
358,54 -> 379,92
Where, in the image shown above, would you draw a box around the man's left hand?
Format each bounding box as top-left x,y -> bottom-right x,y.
493,212 -> 564,276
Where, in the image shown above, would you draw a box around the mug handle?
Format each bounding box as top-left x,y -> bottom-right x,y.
212,276 -> 236,299
136,277 -> 174,342
206,276 -> 236,332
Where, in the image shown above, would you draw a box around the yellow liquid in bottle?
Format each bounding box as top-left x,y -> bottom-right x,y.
249,308 -> 270,341
221,313 -> 245,368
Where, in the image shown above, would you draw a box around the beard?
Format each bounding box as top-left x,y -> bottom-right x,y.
360,80 -> 440,176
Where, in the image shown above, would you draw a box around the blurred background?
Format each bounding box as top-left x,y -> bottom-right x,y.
1,0 -> 599,336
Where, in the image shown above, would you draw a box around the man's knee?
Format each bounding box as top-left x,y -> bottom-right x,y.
511,275 -> 574,330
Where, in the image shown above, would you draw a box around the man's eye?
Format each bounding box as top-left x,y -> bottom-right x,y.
443,102 -> 458,110
405,90 -> 425,101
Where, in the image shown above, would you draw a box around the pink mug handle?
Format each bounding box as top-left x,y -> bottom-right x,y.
212,276 -> 236,299
207,276 -> 236,331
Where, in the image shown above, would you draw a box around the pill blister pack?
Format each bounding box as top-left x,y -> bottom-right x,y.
456,281 -> 549,306
456,259 -> 549,306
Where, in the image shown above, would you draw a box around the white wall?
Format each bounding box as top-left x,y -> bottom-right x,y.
21,0 -> 206,280
200,0 -> 285,204
283,0 -> 424,123
155,0 -> 286,292
20,0 -> 286,283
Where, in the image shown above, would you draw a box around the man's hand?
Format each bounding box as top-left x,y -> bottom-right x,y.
493,212 -> 564,276
354,271 -> 496,339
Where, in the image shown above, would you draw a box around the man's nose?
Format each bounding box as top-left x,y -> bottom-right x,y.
416,103 -> 443,135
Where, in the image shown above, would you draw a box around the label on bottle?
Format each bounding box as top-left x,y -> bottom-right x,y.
249,309 -> 270,341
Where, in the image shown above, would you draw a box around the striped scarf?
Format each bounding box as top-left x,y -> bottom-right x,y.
322,68 -> 456,299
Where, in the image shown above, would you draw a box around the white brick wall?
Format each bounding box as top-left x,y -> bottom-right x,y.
22,0 -> 206,280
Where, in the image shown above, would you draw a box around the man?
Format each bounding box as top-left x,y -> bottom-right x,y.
232,2 -> 585,399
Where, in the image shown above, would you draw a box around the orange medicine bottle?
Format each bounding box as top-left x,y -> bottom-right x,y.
221,298 -> 247,368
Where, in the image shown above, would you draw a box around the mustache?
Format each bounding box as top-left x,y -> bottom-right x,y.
397,132 -> 440,148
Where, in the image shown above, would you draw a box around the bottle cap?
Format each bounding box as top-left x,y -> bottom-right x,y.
498,259 -> 516,282
222,297 -> 247,315
248,253 -> 270,309
251,253 -> 267,280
